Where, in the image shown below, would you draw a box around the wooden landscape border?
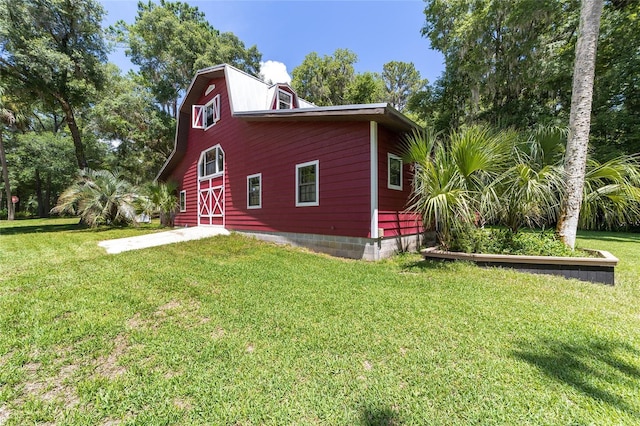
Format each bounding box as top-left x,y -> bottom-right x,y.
422,247 -> 619,285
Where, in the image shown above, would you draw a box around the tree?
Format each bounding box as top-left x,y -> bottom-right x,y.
291,49 -> 357,106
421,0 -> 639,160
381,61 -> 427,112
51,169 -> 138,227
590,0 -> 640,157
579,155 -> 640,230
89,65 -> 174,182
0,0 -> 108,169
114,0 -> 261,117
403,123 -> 640,251
9,132 -> 77,217
0,85 -> 15,220
344,72 -> 385,105
421,0 -> 583,129
557,0 -> 604,249
488,127 -> 566,233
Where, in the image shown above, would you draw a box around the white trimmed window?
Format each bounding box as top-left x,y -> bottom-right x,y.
277,90 -> 293,109
199,145 -> 224,179
179,190 -> 187,212
192,94 -> 221,129
296,160 -> 319,207
247,173 -> 262,209
388,153 -> 403,190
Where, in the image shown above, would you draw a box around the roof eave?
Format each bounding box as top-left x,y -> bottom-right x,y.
234,104 -> 419,131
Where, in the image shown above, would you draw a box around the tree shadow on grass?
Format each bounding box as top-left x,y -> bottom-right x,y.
398,257 -> 470,274
0,222 -> 86,235
360,405 -> 402,425
513,337 -> 640,418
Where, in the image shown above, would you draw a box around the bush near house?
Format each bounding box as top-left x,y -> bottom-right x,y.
401,125 -> 640,252
51,169 -> 179,228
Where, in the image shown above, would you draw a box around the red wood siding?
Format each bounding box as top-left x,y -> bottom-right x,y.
169,76 -> 372,237
227,121 -> 371,237
377,126 -> 422,236
172,76 -> 229,227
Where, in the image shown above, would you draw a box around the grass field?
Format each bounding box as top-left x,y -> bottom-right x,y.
1,218 -> 639,425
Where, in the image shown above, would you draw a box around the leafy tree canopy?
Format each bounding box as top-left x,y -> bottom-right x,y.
113,0 -> 262,117
419,0 -> 640,159
89,65 -> 174,182
292,51 -> 425,112
291,49 -> 358,106
382,61 -> 427,112
0,0 -> 109,169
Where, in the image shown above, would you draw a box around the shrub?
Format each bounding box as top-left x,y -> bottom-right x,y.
449,227 -> 586,257
403,125 -> 640,249
51,169 -> 138,227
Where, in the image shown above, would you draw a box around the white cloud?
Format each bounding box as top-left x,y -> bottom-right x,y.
260,60 -> 291,84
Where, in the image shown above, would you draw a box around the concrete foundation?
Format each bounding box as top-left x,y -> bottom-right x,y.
237,230 -> 429,260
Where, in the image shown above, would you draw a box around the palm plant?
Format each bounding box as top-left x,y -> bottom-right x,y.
485,127 -> 565,232
402,126 -> 511,248
580,155 -> 640,230
137,181 -> 179,227
51,169 -> 138,227
404,123 -> 640,251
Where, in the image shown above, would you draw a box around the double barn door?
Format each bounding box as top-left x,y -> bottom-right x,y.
198,175 -> 224,226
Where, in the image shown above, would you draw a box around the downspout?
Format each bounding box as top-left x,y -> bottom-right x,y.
370,121 -> 380,259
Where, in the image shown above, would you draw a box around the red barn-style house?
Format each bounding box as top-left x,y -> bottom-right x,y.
157,64 -> 424,260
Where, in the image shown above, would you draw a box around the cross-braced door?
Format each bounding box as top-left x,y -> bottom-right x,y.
197,145 -> 225,226
198,184 -> 224,223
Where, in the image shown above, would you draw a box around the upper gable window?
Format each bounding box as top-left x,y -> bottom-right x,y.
277,90 -> 293,110
192,94 -> 221,129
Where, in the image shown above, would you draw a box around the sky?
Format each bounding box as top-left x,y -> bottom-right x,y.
100,0 -> 444,85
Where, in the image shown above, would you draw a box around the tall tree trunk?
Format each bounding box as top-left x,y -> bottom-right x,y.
35,169 -> 44,218
45,173 -> 51,218
557,0 -> 604,249
56,95 -> 87,169
0,128 -> 14,220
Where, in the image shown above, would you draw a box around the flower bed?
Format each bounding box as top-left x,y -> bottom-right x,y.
422,247 -> 619,285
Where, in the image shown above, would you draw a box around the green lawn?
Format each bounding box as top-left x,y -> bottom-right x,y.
1,218 -> 639,425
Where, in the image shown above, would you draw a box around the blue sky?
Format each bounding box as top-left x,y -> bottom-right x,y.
100,0 -> 444,84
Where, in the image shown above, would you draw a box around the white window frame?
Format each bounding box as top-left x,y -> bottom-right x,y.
192,94 -> 221,129
247,173 -> 262,209
295,160 -> 319,207
198,145 -> 224,179
204,94 -> 221,129
388,153 -> 403,191
179,190 -> 187,212
277,89 -> 293,109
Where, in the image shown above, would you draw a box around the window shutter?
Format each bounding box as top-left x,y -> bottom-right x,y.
192,105 -> 205,129
213,95 -> 221,124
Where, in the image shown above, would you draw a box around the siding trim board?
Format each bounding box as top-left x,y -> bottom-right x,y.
370,121 -> 379,242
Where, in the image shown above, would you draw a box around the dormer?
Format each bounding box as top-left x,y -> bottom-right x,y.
269,84 -> 299,110
192,83 -> 221,130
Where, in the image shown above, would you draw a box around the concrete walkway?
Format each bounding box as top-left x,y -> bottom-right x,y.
98,226 -> 230,254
